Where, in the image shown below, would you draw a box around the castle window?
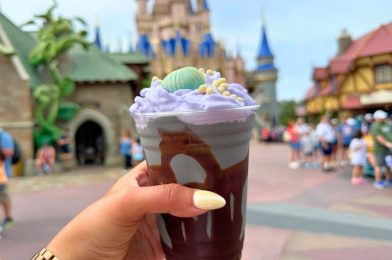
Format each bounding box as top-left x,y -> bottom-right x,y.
374,64 -> 392,83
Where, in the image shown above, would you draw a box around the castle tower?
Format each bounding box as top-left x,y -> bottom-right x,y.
134,0 -> 245,85
135,0 -> 152,34
253,21 -> 278,128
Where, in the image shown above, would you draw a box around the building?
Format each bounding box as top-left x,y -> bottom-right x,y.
134,0 -> 245,85
306,23 -> 392,117
0,12 -> 144,175
251,23 -> 279,129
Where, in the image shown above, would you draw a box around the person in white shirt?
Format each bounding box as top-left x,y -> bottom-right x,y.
316,115 -> 336,171
301,130 -> 315,168
349,131 -> 367,185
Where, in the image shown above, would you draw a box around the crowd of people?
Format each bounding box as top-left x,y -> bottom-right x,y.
285,110 -> 392,189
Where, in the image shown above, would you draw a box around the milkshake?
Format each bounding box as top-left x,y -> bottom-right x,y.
130,67 -> 257,259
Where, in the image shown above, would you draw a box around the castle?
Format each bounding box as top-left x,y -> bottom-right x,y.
134,0 -> 245,85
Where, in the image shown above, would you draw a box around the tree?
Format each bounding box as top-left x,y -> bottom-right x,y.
25,0 -> 90,148
279,100 -> 297,126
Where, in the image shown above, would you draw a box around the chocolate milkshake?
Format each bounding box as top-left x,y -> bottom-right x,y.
130,67 -> 258,259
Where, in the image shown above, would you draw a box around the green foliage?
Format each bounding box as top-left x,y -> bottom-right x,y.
27,0 -> 89,148
279,100 -> 298,126
58,102 -> 79,121
142,75 -> 152,89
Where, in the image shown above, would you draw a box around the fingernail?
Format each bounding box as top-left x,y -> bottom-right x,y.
193,190 -> 226,210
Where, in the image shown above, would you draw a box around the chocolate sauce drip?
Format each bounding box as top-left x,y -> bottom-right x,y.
148,129 -> 248,260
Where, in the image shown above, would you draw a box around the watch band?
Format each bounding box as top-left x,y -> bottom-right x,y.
31,248 -> 60,260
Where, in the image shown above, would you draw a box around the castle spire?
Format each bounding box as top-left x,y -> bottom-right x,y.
255,13 -> 276,72
257,24 -> 273,59
188,0 -> 194,14
94,19 -> 103,50
202,0 -> 209,11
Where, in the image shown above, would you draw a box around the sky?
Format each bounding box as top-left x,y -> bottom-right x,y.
2,0 -> 392,101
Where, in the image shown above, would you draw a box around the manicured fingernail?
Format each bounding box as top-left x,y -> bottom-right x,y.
193,190 -> 226,210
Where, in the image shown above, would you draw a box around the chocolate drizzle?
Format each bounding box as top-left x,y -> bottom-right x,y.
148,128 -> 248,260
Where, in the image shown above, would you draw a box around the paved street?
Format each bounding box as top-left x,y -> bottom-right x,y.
2,141 -> 392,259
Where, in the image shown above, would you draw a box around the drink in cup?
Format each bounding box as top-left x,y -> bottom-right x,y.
130,67 -> 258,259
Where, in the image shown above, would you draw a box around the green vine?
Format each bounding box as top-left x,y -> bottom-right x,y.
26,0 -> 90,148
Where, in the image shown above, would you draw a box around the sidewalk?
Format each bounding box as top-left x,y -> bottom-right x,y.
3,142 -> 392,259
243,141 -> 392,259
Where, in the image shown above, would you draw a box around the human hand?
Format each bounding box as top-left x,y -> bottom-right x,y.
46,161 -> 225,260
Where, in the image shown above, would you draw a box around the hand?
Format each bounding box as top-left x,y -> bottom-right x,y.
46,161 -> 225,260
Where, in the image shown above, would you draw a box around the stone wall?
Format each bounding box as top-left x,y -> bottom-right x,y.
0,54 -> 34,173
67,82 -> 135,165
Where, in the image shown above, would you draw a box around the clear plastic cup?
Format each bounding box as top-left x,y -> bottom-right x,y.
132,106 -> 258,260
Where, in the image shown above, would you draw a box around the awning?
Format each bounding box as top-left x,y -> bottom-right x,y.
360,90 -> 392,105
342,96 -> 362,109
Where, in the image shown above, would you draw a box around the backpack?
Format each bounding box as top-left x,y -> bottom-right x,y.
0,131 -> 22,165
11,141 -> 21,164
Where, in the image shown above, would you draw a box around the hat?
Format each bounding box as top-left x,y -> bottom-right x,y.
346,118 -> 356,126
364,113 -> 373,121
373,110 -> 388,120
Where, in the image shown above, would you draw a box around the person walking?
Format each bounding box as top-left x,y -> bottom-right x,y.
316,115 -> 336,171
371,110 -> 392,189
338,118 -> 357,166
36,143 -> 56,174
0,128 -> 14,178
131,138 -> 144,166
120,131 -> 133,171
349,131 -> 367,185
301,130 -> 315,168
287,120 -> 301,169
0,128 -> 14,229
57,134 -> 72,171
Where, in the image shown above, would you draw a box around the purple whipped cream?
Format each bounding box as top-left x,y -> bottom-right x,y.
130,69 -> 257,126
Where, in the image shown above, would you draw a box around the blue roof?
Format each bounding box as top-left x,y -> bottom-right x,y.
188,0 -> 195,14
161,31 -> 191,57
94,25 -> 102,50
256,63 -> 276,71
202,0 -> 210,12
199,32 -> 215,57
138,33 -> 155,58
257,25 -> 273,59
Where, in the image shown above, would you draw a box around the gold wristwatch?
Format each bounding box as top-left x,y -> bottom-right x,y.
31,248 -> 60,260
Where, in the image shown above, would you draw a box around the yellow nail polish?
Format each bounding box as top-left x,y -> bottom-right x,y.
193,190 -> 226,210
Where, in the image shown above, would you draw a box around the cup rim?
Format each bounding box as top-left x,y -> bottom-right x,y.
131,105 -> 260,118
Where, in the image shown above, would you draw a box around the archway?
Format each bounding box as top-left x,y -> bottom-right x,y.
75,120 -> 105,165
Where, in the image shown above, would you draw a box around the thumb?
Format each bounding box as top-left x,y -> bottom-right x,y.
126,184 -> 226,218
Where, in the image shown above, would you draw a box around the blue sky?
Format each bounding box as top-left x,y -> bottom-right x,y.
3,0 -> 392,101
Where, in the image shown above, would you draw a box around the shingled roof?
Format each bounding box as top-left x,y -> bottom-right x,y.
330,22 -> 392,74
109,51 -> 151,65
0,13 -> 42,86
0,12 -> 138,87
66,45 -> 138,82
